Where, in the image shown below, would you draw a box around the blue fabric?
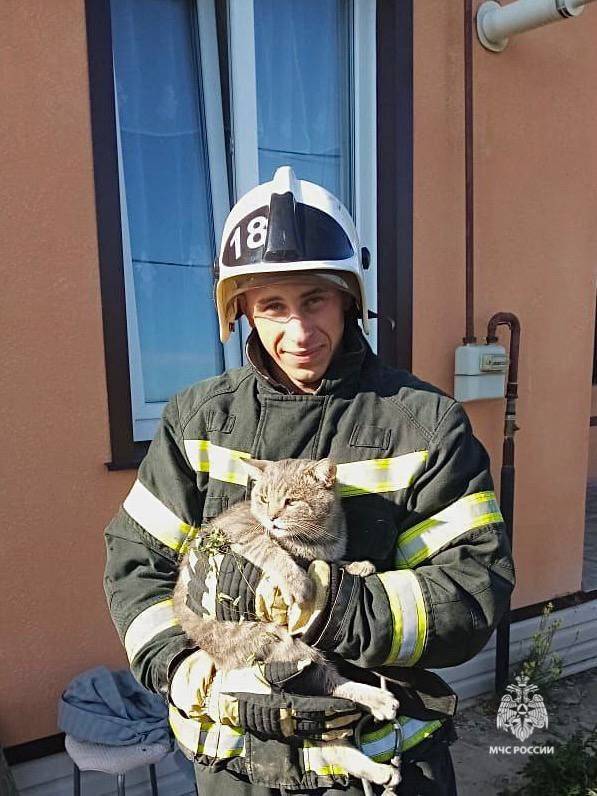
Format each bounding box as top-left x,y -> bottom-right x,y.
58,667 -> 173,748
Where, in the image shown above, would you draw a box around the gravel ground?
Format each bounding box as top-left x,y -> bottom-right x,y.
450,667 -> 597,794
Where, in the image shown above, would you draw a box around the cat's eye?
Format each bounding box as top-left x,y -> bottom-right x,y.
258,493 -> 267,503
287,499 -> 300,507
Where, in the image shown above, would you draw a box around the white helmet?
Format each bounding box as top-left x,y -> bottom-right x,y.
215,166 -> 370,343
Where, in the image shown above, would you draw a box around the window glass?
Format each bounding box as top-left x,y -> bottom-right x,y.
111,0 -> 222,404
253,0 -> 352,208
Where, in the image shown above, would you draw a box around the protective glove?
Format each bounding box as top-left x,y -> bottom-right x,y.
184,547 -> 342,641
169,650 -> 362,742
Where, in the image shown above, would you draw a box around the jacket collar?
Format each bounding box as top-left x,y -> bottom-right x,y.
245,321 -> 369,397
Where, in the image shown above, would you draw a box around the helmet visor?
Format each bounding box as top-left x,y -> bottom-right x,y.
225,271 -> 361,321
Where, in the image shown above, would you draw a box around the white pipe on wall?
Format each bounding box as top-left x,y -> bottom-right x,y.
477,0 -> 597,51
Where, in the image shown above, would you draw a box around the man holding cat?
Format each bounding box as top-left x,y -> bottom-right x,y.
104,166 -> 515,795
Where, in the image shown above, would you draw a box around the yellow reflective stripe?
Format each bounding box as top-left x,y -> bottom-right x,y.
359,721 -> 397,762
378,570 -> 427,666
358,715 -> 443,760
401,716 -> 444,751
395,491 -> 503,569
123,479 -> 196,553
200,723 -> 245,758
168,706 -> 246,759
124,599 -> 180,663
169,704 -> 201,755
183,439 -> 210,473
302,740 -> 348,777
209,443 -> 252,485
336,451 -> 428,497
183,441 -> 428,497
184,440 -> 251,485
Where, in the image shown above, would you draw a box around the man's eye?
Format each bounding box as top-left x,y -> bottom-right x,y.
263,302 -> 284,313
305,296 -> 325,308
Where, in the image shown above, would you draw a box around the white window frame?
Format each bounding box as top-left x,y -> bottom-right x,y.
227,0 -> 378,354
114,0 -> 241,442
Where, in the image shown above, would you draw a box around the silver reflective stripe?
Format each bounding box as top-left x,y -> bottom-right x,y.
201,723 -> 246,758
169,705 -> 246,759
124,599 -> 180,663
359,722 -> 398,762
123,479 -> 194,553
169,704 -> 201,755
302,741 -> 348,776
377,570 -> 427,666
336,451 -> 428,497
359,716 -> 444,760
183,439 -> 210,473
183,440 -> 428,497
184,440 -> 251,485
401,716 -> 444,751
209,443 -> 252,485
395,490 -> 503,568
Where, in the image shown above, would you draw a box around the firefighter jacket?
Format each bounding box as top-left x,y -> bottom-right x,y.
104,321 -> 516,789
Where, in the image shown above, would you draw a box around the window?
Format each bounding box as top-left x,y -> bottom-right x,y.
111,0 -> 240,441
89,0 -> 377,462
228,0 -> 377,350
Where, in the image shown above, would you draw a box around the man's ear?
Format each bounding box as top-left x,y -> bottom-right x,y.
238,293 -> 254,325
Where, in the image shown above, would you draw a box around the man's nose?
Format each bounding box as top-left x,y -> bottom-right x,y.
284,314 -> 314,342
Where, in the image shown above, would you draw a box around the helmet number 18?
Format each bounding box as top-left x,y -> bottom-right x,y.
229,216 -> 269,260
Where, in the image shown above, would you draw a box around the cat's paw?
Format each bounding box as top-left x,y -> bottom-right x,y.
381,765 -> 402,795
344,560 -> 376,577
365,689 -> 400,721
280,573 -> 314,607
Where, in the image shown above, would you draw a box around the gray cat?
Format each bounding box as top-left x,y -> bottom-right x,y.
173,457 -> 401,790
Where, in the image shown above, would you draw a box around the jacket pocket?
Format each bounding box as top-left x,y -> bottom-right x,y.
201,495 -> 229,523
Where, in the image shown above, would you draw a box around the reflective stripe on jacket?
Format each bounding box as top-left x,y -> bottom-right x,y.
103,322 -> 515,788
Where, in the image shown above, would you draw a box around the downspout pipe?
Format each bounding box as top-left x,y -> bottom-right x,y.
478,0 -> 597,52
486,313 -> 521,694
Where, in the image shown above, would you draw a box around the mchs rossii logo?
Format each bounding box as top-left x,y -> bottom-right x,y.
490,675 -> 554,755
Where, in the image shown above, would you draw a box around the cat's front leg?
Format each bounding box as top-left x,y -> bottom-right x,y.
268,555 -> 313,607
314,742 -> 401,791
343,560 -> 376,577
230,539 -> 313,607
329,674 -> 399,721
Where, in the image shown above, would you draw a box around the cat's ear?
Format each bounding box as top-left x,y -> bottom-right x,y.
239,458 -> 270,481
309,458 -> 337,488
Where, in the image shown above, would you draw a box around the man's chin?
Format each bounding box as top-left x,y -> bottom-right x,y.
288,366 -> 325,387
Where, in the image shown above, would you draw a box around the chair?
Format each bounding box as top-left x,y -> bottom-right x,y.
64,734 -> 169,795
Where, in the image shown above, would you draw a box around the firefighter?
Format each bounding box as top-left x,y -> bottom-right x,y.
104,166 -> 515,795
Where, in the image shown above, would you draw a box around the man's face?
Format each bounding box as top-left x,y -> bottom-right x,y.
241,280 -> 349,391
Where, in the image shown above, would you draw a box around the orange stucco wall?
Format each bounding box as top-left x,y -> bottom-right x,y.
1,3 -> 130,746
412,2 -> 597,608
588,387 -> 597,480
3,0 -> 597,748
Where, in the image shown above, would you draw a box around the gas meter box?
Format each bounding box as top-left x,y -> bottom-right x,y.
454,343 -> 508,402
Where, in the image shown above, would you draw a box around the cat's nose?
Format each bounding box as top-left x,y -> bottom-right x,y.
268,505 -> 283,520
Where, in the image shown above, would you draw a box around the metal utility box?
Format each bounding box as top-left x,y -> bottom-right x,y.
454,343 -> 508,402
